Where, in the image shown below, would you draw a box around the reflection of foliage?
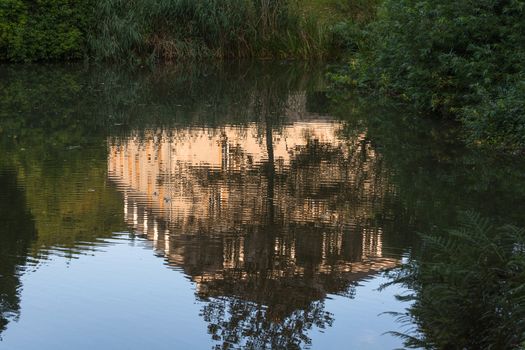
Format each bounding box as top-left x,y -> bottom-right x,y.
328,93 -> 525,349
0,62 -> 325,139
186,226 -> 361,349
385,212 -> 525,349
90,62 -> 326,130
288,135 -> 387,207
0,171 -> 36,335
0,62 -> 327,253
0,66 -> 101,150
201,296 -> 333,350
12,148 -> 126,253
0,67 -> 127,253
330,94 -> 525,231
6,63 -> 525,348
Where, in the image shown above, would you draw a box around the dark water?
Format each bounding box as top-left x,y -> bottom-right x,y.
0,63 -> 524,350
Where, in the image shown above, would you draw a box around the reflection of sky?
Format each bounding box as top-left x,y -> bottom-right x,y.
1,236 -> 406,350
313,277 -> 408,349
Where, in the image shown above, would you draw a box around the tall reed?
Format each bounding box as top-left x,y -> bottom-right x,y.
88,0 -> 331,63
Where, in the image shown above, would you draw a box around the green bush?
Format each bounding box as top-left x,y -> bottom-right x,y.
462,78 -> 525,150
0,0 -> 92,62
329,21 -> 362,53
335,0 -> 525,150
369,0 -> 524,110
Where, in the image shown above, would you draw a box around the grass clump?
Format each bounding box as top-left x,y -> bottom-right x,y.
88,0 -> 332,63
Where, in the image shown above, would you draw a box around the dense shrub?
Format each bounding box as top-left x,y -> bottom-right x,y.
334,0 -> 525,150
369,0 -> 524,110
303,0 -> 380,54
0,0 -> 93,62
462,78 -> 525,149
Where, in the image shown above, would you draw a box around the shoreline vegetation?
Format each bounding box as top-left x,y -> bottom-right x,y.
327,0 -> 525,151
0,0 -> 374,63
3,0 -> 522,151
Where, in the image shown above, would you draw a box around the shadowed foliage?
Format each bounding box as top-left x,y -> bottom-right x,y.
330,0 -> 525,150
384,212 -> 525,349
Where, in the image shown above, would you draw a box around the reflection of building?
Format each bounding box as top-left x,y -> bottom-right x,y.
108,121 -> 350,228
108,119 -> 398,308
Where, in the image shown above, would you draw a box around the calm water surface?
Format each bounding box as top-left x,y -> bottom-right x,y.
1,63 -> 524,349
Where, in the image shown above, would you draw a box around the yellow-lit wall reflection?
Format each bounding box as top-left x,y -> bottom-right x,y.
108,119 -> 397,299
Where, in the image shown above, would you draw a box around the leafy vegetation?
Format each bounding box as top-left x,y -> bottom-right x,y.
385,212 -> 525,349
331,95 -> 525,348
331,0 -> 525,150
0,0 -> 93,62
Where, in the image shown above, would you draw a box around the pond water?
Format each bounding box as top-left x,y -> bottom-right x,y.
0,63 -> 524,350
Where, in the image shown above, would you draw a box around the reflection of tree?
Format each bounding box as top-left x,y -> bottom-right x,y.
265,115 -> 276,221
0,62 -> 413,346
331,95 -> 525,233
0,171 -> 37,335
111,114 -> 398,349
0,146 -> 126,254
0,62 -> 325,140
191,222 -> 362,349
202,296 -> 333,350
